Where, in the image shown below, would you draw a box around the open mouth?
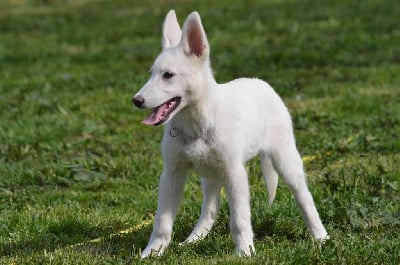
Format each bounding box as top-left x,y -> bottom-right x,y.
142,97 -> 181,126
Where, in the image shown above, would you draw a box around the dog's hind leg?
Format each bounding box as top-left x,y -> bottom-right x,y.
260,152 -> 278,205
181,177 -> 222,244
271,145 -> 328,240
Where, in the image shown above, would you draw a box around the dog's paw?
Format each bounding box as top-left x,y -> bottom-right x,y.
316,234 -> 330,243
141,240 -> 168,258
235,244 -> 255,257
179,237 -> 199,246
179,232 -> 206,246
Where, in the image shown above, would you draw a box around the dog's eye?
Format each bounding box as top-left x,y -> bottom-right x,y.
162,72 -> 175,79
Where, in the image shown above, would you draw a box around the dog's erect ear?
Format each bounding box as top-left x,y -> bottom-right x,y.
162,10 -> 182,49
181,11 -> 209,58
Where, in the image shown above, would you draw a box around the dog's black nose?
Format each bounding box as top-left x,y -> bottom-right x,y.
132,95 -> 145,108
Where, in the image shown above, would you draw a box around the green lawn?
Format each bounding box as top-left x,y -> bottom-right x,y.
1,0 -> 399,264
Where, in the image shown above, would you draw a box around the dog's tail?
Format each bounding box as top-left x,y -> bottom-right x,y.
260,153 -> 278,205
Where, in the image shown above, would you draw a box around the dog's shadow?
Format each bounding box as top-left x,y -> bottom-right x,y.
0,215 -> 306,259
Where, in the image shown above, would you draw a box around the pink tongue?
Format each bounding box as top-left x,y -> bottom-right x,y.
142,103 -> 169,125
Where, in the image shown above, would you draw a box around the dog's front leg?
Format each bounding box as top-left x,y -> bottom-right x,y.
224,164 -> 255,256
141,168 -> 188,258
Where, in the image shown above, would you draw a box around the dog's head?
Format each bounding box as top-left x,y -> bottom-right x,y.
132,10 -> 211,126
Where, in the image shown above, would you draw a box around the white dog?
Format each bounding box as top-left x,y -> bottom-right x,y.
132,10 -> 328,258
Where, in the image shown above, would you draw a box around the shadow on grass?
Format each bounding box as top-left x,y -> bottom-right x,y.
0,218 -> 151,258
0,214 -> 319,259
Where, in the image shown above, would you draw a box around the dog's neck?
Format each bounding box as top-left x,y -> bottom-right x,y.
169,68 -> 217,141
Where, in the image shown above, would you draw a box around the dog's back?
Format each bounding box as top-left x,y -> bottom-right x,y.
212,78 -> 294,160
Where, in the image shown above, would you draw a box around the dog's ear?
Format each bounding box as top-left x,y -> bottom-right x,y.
162,10 -> 182,49
181,11 -> 209,58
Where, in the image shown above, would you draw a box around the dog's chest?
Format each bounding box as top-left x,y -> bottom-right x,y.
180,134 -> 223,175
184,137 -> 211,158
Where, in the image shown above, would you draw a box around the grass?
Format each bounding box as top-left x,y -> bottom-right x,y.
0,0 -> 399,264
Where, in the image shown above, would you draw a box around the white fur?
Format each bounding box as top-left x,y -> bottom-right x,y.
133,10 -> 328,258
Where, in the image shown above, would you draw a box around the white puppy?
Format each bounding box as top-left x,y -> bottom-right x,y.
133,10 -> 328,258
